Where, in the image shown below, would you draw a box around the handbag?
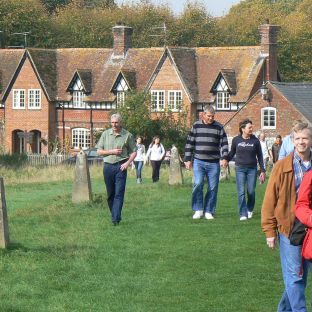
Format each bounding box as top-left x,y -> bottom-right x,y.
289,217 -> 307,246
302,228 -> 312,260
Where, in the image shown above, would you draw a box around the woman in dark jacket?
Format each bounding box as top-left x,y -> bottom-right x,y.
227,119 -> 266,221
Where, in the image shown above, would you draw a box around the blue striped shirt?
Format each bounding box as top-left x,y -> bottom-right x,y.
293,151 -> 312,196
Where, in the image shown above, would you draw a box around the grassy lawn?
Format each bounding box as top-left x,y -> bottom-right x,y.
0,165 -> 310,312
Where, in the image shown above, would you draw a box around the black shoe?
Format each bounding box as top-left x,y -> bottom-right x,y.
112,221 -> 120,226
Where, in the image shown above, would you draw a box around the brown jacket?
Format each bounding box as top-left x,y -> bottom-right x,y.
261,152 -> 296,238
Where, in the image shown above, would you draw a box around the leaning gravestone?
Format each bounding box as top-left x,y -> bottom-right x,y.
0,177 -> 9,248
72,151 -> 92,203
169,145 -> 183,185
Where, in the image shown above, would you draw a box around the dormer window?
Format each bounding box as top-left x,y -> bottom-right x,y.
216,77 -> 230,110
115,76 -> 129,107
72,78 -> 86,108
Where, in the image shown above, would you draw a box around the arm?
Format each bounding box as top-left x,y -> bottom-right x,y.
226,137 -> 237,162
295,172 -> 312,228
261,164 -> 280,241
120,134 -> 137,171
184,126 -> 196,169
96,132 -> 122,156
120,151 -> 137,171
220,129 -> 229,168
160,144 -> 165,159
256,139 -> 265,172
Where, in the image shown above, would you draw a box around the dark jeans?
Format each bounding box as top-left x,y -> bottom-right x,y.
103,162 -> 127,223
150,160 -> 162,182
134,161 -> 144,179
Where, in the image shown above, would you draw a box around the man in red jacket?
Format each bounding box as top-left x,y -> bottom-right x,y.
262,122 -> 312,312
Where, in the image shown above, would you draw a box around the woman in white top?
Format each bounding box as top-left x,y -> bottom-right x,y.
133,136 -> 145,184
146,136 -> 165,182
259,132 -> 269,170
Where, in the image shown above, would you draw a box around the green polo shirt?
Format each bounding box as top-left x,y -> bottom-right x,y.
96,128 -> 136,164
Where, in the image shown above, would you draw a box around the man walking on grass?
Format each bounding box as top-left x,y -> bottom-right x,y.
184,105 -> 228,220
262,122 -> 312,312
97,113 -> 137,226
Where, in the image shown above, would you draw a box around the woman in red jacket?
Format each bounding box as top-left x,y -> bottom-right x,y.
295,171 -> 312,232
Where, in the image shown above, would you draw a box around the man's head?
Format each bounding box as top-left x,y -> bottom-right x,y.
276,134 -> 282,145
202,105 -> 215,124
292,122 -> 312,156
111,113 -> 122,132
259,132 -> 266,141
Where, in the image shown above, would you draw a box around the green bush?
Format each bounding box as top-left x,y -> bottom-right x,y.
0,153 -> 27,167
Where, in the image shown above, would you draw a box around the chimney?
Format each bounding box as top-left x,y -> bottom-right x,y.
259,23 -> 280,81
112,23 -> 133,59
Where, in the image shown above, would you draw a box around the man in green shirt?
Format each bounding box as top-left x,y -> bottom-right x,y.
97,113 -> 137,225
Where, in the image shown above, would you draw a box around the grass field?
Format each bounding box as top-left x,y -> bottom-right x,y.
0,165 -> 311,312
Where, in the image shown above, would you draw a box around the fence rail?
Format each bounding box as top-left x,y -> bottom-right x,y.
27,154 -> 69,166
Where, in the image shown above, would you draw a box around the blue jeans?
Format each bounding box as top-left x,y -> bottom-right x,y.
278,233 -> 308,312
103,162 -> 127,223
134,161 -> 144,179
192,159 -> 220,214
235,166 -> 257,217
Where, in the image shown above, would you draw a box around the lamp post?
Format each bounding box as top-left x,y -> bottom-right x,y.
260,83 -> 269,101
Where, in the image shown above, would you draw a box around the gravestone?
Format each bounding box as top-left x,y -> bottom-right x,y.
169,145 -> 183,185
0,177 -> 9,248
72,151 -> 92,203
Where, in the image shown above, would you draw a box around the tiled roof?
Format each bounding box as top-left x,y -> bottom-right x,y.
196,46 -> 263,103
0,49 -> 24,101
272,82 -> 312,122
168,47 -> 198,102
0,45 -> 265,104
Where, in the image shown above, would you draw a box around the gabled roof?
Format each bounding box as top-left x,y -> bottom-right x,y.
27,49 -> 58,101
196,46 -> 264,103
67,70 -> 92,94
111,70 -> 136,92
168,47 -> 198,102
211,69 -> 237,94
271,81 -> 312,122
0,49 -> 25,102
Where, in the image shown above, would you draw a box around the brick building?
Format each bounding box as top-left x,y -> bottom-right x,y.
0,23 -> 284,154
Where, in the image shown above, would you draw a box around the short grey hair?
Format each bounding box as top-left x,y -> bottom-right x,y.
111,113 -> 122,122
292,122 -> 312,138
203,105 -> 215,115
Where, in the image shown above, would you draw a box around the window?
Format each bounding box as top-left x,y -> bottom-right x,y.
72,128 -> 90,149
261,107 -> 276,129
117,91 -> 125,107
73,91 -> 85,108
216,92 -> 230,110
168,91 -> 182,111
28,89 -> 41,109
13,89 -> 25,109
151,90 -> 165,112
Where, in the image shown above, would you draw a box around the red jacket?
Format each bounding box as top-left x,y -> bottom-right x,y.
295,170 -> 312,228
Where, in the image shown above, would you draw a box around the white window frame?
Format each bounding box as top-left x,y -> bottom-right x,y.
13,89 -> 26,109
28,89 -> 41,109
72,128 -> 90,150
151,90 -> 165,112
168,90 -> 182,111
73,91 -> 86,108
216,91 -> 230,110
261,107 -> 276,129
116,91 -> 125,107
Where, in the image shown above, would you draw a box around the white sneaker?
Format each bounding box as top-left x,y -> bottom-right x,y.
204,212 -> 214,220
248,211 -> 253,219
192,210 -> 203,219
240,216 -> 248,221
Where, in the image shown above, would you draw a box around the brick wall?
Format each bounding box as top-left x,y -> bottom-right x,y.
224,84 -> 307,140
5,58 -> 52,154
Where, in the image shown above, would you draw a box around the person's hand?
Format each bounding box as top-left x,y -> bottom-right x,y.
111,148 -> 122,155
259,172 -> 266,183
266,237 -> 276,249
184,161 -> 192,170
221,159 -> 228,168
120,161 -> 129,171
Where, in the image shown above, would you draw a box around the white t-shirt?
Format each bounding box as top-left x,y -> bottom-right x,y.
146,143 -> 165,161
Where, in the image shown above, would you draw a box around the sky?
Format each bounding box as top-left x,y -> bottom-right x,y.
115,0 -> 242,17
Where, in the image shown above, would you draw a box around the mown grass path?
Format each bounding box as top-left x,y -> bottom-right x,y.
0,168 -> 310,311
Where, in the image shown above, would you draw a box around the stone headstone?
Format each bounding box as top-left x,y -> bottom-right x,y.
72,151 -> 92,203
0,177 -> 9,248
169,145 -> 183,185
